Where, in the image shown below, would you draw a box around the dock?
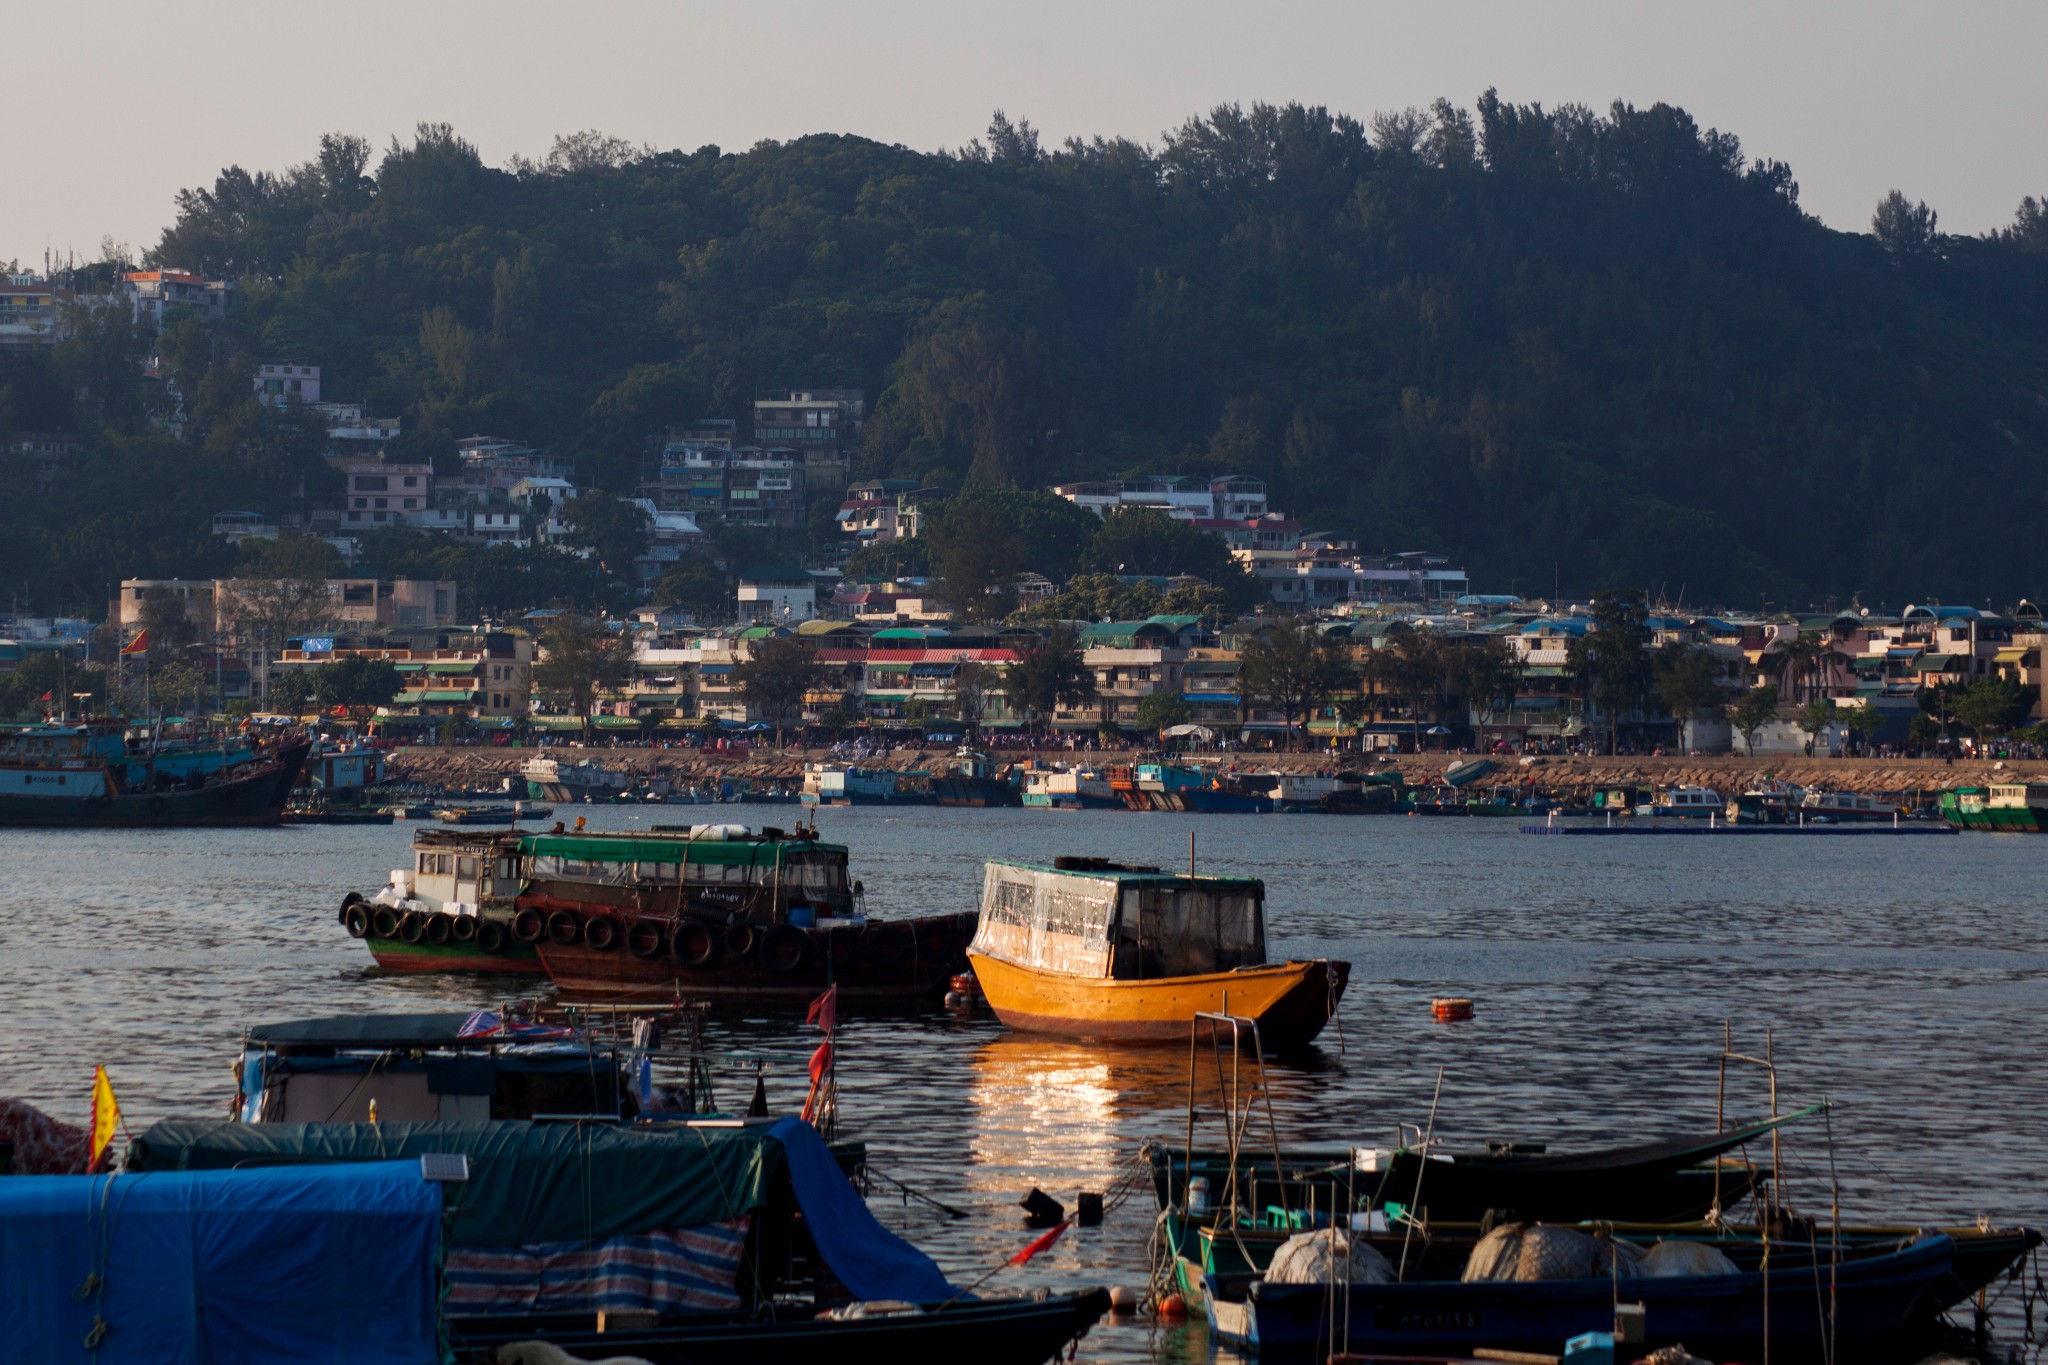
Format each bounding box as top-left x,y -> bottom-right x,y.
1519,821 -> 1957,836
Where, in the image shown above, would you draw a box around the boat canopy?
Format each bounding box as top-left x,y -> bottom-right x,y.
128,1119 -> 780,1248
1,1160 -> 442,1363
972,860 -> 1265,981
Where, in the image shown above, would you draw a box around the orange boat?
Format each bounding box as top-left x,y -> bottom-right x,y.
965,857 -> 1348,1049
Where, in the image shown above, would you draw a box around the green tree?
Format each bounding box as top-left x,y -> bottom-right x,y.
1729,684 -> 1780,756
1003,625 -> 1096,733
1796,698 -> 1838,753
1655,644 -> 1732,749
313,655 -> 402,717
266,668 -> 315,716
1566,591 -> 1655,754
1837,699 -> 1888,750
925,499 -> 1027,622
1949,677 -> 2035,746
560,492 -> 651,581
650,554 -> 733,620
1238,616 -> 1356,751
532,618 -> 635,732
1135,690 -> 1192,734
843,537 -> 934,581
1016,571 -> 1162,624
734,635 -> 827,744
1872,190 -> 1939,260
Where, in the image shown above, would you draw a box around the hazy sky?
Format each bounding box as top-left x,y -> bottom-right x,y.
6,1 -> 2043,269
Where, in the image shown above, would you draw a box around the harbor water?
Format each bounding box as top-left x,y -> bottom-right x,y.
3,805 -> 2045,1361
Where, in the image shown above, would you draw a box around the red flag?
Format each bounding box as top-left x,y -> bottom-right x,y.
38,691 -> 51,701
807,1039 -> 833,1085
1008,1222 -> 1067,1267
805,984 -> 837,1034
119,630 -> 150,656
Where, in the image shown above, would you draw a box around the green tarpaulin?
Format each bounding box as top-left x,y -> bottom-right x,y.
126,1120 -> 781,1248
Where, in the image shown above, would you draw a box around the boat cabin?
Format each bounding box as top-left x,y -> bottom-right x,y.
0,722 -> 125,767
520,827 -> 855,926
1987,783 -> 2048,810
235,1012 -> 632,1123
381,828 -> 523,914
1655,786 -> 1725,814
971,858 -> 1267,981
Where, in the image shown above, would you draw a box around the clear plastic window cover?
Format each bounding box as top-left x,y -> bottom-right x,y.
526,855 -> 842,889
974,866 -> 1118,972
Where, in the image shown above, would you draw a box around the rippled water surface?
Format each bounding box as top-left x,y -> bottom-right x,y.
4,807 -> 2046,1361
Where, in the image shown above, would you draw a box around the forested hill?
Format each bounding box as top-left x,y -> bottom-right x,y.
10,95 -> 2048,609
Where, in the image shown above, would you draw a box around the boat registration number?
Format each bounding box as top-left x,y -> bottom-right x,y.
1374,1307 -> 1483,1333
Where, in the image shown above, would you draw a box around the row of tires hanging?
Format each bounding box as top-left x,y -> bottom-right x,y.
339,893 -> 961,973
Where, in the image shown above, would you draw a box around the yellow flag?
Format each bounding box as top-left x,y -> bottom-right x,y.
89,1066 -> 121,1171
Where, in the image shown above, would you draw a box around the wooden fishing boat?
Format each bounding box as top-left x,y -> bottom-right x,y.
448,1291 -> 1114,1365
0,721 -> 309,828
517,826 -> 974,1001
1219,1232 -> 1962,1357
966,857 -> 1347,1049
1147,1113 -> 1811,1225
342,828 -> 543,974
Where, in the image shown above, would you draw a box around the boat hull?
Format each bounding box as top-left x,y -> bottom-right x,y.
534,907 -> 980,1001
448,1289 -> 1112,1365
363,934 -> 545,974
967,954 -> 1347,1049
0,740 -> 309,829
1230,1233 -> 1958,1357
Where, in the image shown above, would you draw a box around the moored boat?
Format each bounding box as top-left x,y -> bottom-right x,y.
515,825 -> 974,1001
522,754 -> 632,803
343,827 -> 542,974
1941,782 -> 2048,831
0,721 -> 309,828
1650,784 -> 1726,818
1021,765 -> 1121,809
1799,787 -> 1905,822
930,747 -> 1020,807
966,857 -> 1347,1049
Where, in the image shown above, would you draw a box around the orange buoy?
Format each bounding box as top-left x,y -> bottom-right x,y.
1432,997 -> 1475,1022
1157,1293 -> 1188,1319
950,973 -> 978,995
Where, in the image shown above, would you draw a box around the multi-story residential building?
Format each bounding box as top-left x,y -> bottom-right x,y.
318,404 -> 402,461
0,272 -> 72,347
448,436 -> 576,503
752,389 -> 864,493
336,459 -> 435,530
835,479 -> 927,544
1050,619 -> 1202,730
120,269 -> 231,330
254,362 -> 322,407
1253,547 -> 1470,609
737,564 -> 817,624
271,629 -> 531,719
659,444 -> 804,528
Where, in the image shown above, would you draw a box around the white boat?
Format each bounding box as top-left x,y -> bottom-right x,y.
1021,767 -> 1120,809
521,755 -> 631,803
1650,786 -> 1725,819
1797,789 -> 1904,823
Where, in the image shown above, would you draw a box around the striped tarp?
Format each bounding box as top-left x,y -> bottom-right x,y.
445,1219 -> 748,1314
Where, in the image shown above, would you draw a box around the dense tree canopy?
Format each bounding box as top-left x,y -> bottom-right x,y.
6,98 -> 2048,617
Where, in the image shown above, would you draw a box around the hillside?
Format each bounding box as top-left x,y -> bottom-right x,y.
5,96 -> 2048,613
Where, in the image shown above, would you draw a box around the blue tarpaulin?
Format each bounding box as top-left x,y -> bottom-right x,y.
0,1160 -> 442,1365
768,1116 -> 965,1303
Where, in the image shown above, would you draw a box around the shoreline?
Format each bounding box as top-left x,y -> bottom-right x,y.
383,744 -> 2038,798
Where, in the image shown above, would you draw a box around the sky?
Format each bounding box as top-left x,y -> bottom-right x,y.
5,0 -> 2044,269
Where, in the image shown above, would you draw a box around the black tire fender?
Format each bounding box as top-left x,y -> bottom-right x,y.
674,921 -> 719,970
627,921 -> 666,959
511,908 -> 546,945
343,905 -> 371,938
398,911 -> 428,944
760,923 -> 809,974
370,907 -> 402,939
545,909 -> 582,946
476,920 -> 508,955
583,915 -> 621,952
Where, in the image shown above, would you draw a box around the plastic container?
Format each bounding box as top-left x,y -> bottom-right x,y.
787,905 -> 817,929
1187,1176 -> 1211,1216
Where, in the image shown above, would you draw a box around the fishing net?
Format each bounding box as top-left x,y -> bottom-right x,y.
1639,1239 -> 1739,1277
1265,1228 -> 1394,1285
1460,1222 -> 1645,1282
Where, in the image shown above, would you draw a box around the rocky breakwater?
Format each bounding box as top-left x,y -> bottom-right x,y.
386,744 -> 2041,801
